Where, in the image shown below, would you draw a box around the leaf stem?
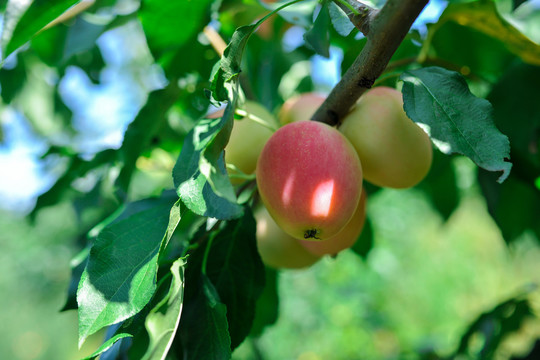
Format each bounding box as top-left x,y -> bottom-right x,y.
202,231 -> 217,276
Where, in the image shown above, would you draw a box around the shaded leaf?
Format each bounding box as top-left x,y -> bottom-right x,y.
142,257 -> 186,360
425,20 -> 516,82
304,3 -> 331,58
178,275 -> 232,360
401,66 -> 512,183
487,61 -> 540,180
350,216 -> 374,259
453,292 -> 535,359
478,170 -> 540,244
432,1 -> 540,66
191,208 -> 266,349
250,268 -> 279,337
418,149 -> 460,220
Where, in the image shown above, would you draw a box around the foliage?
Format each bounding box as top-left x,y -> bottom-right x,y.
1,0 -> 539,359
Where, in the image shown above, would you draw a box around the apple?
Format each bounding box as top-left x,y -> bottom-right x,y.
299,190 -> 366,256
209,101 -> 277,183
255,206 -> 321,269
256,120 -> 363,241
339,86 -> 432,189
278,93 -> 326,125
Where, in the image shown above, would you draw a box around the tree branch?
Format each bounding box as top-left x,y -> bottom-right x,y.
312,0 -> 429,127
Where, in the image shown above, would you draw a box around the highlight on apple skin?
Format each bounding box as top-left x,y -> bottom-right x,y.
299,190 -> 367,257
255,206 -> 321,269
339,86 -> 432,189
256,120 -> 363,241
278,92 -> 326,125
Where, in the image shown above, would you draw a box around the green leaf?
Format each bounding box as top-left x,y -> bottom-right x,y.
142,257 -> 186,360
328,1 -> 354,37
478,170 -> 540,244
487,61 -> 540,178
81,333 -> 133,360
250,268 -> 279,337
138,0 -> 212,55
453,292 -> 535,359
425,20 -> 516,82
400,66 -> 512,183
304,3 -> 331,58
77,195 -> 180,346
178,275 -> 232,360
350,216 -> 374,259
195,208 -> 265,349
418,149 -> 460,220
173,98 -> 243,220
431,1 -> 540,66
2,0 -> 79,61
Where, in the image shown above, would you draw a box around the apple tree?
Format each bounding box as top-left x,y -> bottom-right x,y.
1,0 -> 539,359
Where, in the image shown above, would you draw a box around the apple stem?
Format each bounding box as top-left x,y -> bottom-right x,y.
235,108 -> 279,132
312,0 -> 429,127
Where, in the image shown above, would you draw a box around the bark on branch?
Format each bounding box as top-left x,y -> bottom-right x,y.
312,0 -> 429,127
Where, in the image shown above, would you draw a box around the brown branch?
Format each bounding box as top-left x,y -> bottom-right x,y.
312,0 -> 429,127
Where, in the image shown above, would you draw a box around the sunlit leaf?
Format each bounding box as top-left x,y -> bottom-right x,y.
401,66 -> 512,183
328,1 -> 354,37
1,0 -> 80,61
142,257 -> 186,360
81,333 -> 133,360
77,195 -> 180,346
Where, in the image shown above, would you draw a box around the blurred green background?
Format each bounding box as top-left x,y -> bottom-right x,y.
2,157 -> 539,360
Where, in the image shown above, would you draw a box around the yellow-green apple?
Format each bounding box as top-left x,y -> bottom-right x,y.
256,120 -> 363,241
299,190 -> 366,256
339,86 -> 432,188
278,93 -> 326,125
255,206 -> 321,269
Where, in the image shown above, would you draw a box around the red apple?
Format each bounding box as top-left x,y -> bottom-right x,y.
299,190 -> 366,256
256,120 -> 363,241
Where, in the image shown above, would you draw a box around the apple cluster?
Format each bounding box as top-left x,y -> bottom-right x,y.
223,87 -> 432,269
